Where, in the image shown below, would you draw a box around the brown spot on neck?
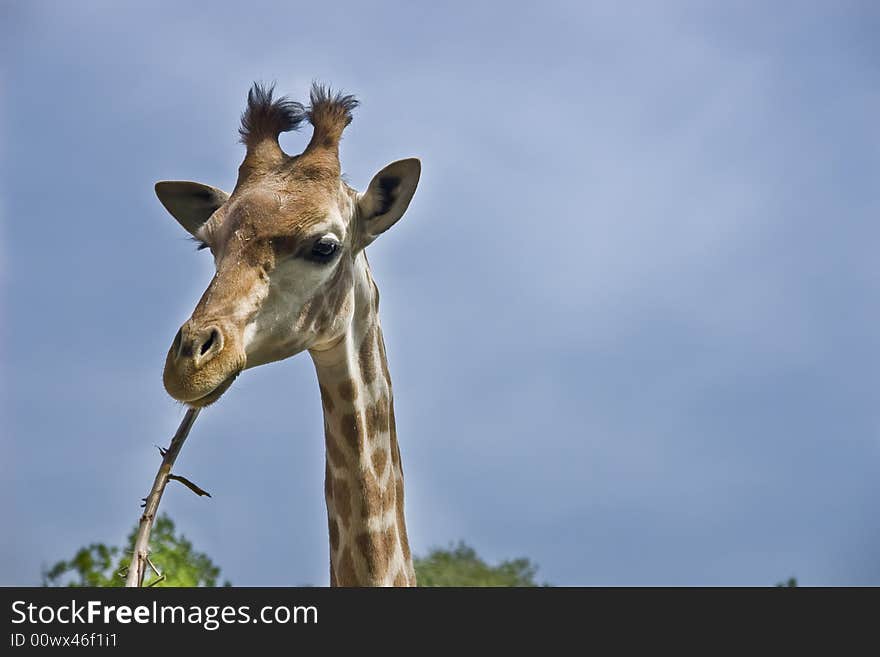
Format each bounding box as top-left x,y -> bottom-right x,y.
328,517 -> 340,553
325,430 -> 347,467
340,412 -> 365,453
338,380 -> 358,402
371,448 -> 388,478
324,460 -> 332,499
375,399 -> 390,433
332,478 -> 352,527
358,325 -> 377,384
359,467 -> 384,519
377,329 -> 392,388
395,473 -> 412,564
389,400 -> 401,470
336,546 -> 357,586
364,399 -> 389,438
354,525 -> 398,585
319,384 -> 335,414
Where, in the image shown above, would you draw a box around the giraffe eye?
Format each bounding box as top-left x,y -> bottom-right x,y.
309,236 -> 339,262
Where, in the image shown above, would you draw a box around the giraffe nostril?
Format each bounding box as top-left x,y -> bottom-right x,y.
200,328 -> 219,356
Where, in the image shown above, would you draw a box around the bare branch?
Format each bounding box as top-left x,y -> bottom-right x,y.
124,408 -> 201,587
168,474 -> 212,498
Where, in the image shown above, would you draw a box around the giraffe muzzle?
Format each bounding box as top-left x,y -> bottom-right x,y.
163,319 -> 245,406
173,322 -> 224,367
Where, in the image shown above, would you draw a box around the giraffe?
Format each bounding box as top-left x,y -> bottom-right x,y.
154,82 -> 421,586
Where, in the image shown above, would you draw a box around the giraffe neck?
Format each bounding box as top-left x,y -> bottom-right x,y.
309,259 -> 415,587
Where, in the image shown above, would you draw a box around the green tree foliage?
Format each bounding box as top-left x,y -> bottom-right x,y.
42,514 -> 227,587
42,542 -> 120,587
414,541 -> 542,586
775,577 -> 798,587
43,520 -> 792,587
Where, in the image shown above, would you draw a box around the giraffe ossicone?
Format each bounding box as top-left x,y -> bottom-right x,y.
155,82 -> 421,586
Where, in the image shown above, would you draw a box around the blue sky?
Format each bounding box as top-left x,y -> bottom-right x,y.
1,1 -> 878,585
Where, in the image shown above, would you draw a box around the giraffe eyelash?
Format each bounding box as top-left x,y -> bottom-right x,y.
189,236 -> 210,251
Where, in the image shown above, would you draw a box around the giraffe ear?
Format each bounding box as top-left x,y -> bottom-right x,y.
356,158 -> 421,247
155,181 -> 229,237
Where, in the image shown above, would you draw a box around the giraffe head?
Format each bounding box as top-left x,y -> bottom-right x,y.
156,83 -> 420,406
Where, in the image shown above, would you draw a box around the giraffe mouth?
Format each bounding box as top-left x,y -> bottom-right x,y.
185,370 -> 241,408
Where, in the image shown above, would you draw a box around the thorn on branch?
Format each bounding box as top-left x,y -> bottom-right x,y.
146,555 -> 163,578
168,474 -> 212,498
144,556 -> 167,587
155,444 -> 169,457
